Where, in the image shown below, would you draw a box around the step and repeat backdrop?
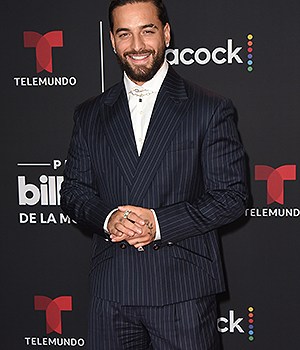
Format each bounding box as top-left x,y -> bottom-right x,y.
2,0 -> 299,349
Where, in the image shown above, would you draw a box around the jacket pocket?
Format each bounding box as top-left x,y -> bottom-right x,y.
172,244 -> 216,279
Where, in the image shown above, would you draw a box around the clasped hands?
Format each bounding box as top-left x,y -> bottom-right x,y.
107,205 -> 156,248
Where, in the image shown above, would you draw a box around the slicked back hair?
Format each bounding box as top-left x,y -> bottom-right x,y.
109,0 -> 169,32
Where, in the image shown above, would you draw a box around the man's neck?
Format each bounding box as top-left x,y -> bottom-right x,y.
124,60 -> 169,93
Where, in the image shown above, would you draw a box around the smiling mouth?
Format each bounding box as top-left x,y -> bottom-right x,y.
130,54 -> 150,60
125,51 -> 154,62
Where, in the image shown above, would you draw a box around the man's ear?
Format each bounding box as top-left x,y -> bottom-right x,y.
110,31 -> 116,52
164,23 -> 171,47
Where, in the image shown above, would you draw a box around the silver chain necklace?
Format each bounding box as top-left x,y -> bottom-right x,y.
129,88 -> 155,97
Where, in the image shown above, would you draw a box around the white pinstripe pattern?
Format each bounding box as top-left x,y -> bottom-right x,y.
61,67 -> 248,306
88,295 -> 220,349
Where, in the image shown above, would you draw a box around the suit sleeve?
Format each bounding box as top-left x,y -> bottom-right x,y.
155,98 -> 248,243
60,107 -> 112,235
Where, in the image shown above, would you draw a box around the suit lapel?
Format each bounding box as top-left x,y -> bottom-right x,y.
129,68 -> 191,204
103,83 -> 139,188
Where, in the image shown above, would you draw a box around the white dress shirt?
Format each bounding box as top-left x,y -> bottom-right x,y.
103,60 -> 169,241
124,60 -> 169,155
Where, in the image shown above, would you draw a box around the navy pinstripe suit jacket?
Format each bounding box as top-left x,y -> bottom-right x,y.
61,67 -> 248,306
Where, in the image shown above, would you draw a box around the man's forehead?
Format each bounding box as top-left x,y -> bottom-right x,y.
111,2 -> 161,27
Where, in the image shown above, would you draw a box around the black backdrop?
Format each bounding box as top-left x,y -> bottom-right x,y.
2,0 -> 300,349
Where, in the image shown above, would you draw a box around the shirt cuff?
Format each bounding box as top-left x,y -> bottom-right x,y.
150,209 -> 161,241
103,208 -> 118,234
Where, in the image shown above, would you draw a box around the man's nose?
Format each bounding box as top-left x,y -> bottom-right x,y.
131,34 -> 145,52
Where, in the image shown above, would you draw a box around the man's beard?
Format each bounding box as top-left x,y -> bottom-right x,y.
116,46 -> 166,83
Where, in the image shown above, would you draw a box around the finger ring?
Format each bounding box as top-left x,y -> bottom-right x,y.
123,210 -> 131,219
137,246 -> 145,252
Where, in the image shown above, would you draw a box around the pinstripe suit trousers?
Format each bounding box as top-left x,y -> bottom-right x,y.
88,295 -> 221,350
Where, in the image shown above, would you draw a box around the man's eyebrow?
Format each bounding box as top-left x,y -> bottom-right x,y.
115,23 -> 158,34
115,27 -> 130,34
141,23 -> 158,30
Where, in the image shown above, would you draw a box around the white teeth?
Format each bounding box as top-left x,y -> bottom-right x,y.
131,55 -> 148,60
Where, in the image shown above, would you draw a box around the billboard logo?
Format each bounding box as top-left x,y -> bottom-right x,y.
18,175 -> 63,206
24,31 -> 63,73
34,296 -> 72,334
255,165 -> 297,204
17,161 -> 76,225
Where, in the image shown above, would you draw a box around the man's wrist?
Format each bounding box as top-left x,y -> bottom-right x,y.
150,209 -> 161,240
103,208 -> 118,234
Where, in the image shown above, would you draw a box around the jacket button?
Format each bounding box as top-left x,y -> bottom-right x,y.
167,241 -> 173,246
120,243 -> 127,249
153,243 -> 159,250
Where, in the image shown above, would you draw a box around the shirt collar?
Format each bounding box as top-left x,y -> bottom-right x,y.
124,60 -> 169,95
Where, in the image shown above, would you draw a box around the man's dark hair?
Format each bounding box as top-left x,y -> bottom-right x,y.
109,0 -> 169,32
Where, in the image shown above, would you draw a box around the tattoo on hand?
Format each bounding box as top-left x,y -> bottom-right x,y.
144,220 -> 155,237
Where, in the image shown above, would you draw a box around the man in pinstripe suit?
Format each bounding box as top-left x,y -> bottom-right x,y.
61,0 -> 248,349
